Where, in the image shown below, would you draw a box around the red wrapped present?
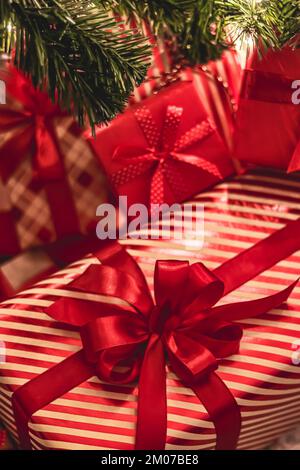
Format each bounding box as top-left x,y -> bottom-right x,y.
90,80 -> 235,210
1,168 -> 300,450
0,67 -> 107,257
234,45 -> 300,172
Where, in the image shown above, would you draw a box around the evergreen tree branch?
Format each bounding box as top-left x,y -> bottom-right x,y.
103,1 -> 300,66
100,0 -> 195,33
0,0 -> 151,128
1,1 -> 300,127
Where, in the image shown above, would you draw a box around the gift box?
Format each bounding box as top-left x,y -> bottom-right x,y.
131,28 -> 242,152
234,45 -> 300,172
90,80 -> 235,211
0,168 -> 300,450
0,67 -> 108,257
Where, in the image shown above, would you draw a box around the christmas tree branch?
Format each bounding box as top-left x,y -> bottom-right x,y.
1,1 -> 300,127
0,0 -> 151,127
100,0 -> 195,32
179,0 -> 300,65
102,1 -> 300,65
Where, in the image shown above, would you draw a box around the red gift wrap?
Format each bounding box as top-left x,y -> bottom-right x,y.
131,30 -> 242,152
0,67 -> 107,257
0,169 -> 300,450
234,45 -> 300,172
90,80 -> 235,210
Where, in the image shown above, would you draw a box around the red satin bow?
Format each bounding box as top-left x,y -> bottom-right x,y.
43,241 -> 296,450
111,105 -> 223,205
0,67 -> 65,182
241,69 -> 300,173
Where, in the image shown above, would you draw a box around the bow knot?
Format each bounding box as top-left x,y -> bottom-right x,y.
148,304 -> 171,335
155,151 -> 170,163
53,256 -> 249,393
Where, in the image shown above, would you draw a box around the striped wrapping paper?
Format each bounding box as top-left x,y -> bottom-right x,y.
1,168 -> 300,450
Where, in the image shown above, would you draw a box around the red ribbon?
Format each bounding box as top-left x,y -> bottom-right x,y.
111,105 -> 224,205
241,69 -> 300,173
11,216 -> 300,450
0,67 -> 80,240
0,67 -> 66,182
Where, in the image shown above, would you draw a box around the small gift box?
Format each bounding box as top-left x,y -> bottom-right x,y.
234,45 -> 300,172
0,67 -> 107,257
90,80 -> 235,210
132,33 -> 242,146
0,168 -> 300,450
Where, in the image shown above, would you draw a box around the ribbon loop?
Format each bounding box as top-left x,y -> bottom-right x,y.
154,260 -> 189,310
80,314 -> 148,363
34,115 -> 65,181
166,332 -> 218,384
181,262 -> 225,317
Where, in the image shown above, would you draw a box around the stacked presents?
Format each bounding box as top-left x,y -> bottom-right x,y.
1,41 -> 300,451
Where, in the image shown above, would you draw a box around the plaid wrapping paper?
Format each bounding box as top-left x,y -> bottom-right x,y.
0,168 -> 300,450
0,115 -> 107,255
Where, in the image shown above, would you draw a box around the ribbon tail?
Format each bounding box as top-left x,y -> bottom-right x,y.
150,164 -> 165,206
94,240 -> 153,302
215,217 -> 300,296
172,152 -> 223,179
110,158 -> 153,187
135,335 -> 167,450
12,350 -> 94,449
210,280 -> 298,323
191,372 -> 241,450
167,334 -> 239,450
34,119 -> 65,181
162,106 -> 183,150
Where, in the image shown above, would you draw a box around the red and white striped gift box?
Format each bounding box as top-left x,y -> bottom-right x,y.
0,168 -> 300,450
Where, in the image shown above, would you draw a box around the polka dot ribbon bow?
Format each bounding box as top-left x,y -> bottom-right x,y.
111,105 -> 223,205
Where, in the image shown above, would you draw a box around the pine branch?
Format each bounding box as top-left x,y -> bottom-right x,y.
177,0 -> 227,65
275,0 -> 300,47
1,1 -> 300,128
100,1 -> 195,33
103,0 -> 300,66
215,0 -> 300,51
0,0 -> 151,128
215,0 -> 280,50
